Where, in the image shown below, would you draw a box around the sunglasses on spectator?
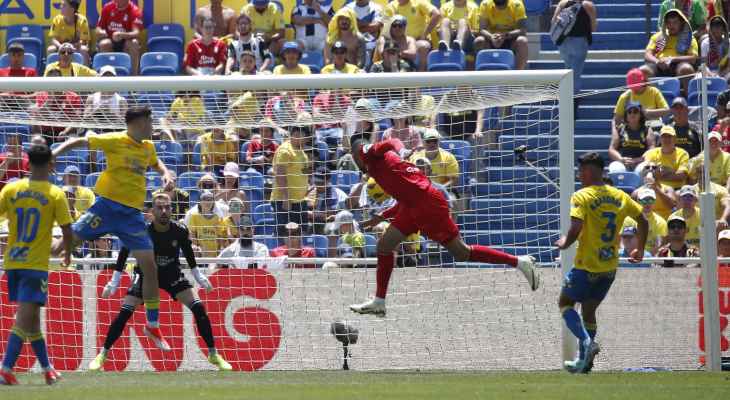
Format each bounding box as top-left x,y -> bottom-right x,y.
646,165 -> 658,171
668,223 -> 685,230
638,198 -> 655,206
60,50 -> 73,55
203,24 -> 215,30
627,109 -> 640,114
425,139 -> 439,144
200,183 -> 215,189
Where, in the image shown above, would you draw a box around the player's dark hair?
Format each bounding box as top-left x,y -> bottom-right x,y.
578,152 -> 605,170
349,133 -> 370,152
27,142 -> 52,166
125,106 -> 152,124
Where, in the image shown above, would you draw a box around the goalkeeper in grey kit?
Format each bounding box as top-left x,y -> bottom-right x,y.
89,193 -> 232,371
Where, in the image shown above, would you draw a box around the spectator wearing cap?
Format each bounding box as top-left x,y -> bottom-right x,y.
48,0 -> 90,65
410,129 -> 459,190
271,118 -> 311,236
216,162 -> 248,206
96,0 -> 143,75
369,39 -> 413,72
701,15 -> 730,79
373,15 -> 421,71
642,9 -> 698,94
188,190 -> 230,258
618,226 -> 652,259
608,101 -> 656,173
198,126 -> 239,174
226,14 -> 273,75
184,173 -> 230,225
82,66 -> 129,129
44,42 -> 96,77
642,125 -> 690,189
688,163 -> 730,230
292,0 -> 334,54
322,41 -> 363,74
307,168 -> 348,234
185,16 -> 228,76
658,1 -> 706,37
631,163 -> 677,220
241,0 -> 286,56
623,187 -> 668,255
438,0 -> 479,56
270,222 -> 317,268
0,133 -> 29,190
613,68 -> 669,130
325,7 -> 367,68
666,97 -> 702,158
0,42 -> 36,77
669,185 -> 701,247
383,0 -> 441,71
217,214 -> 270,268
718,229 -> 730,264
344,0 -> 384,53
194,0 -> 237,39
62,165 -> 96,214
151,171 -> 190,221
656,214 -> 699,267
334,210 -> 365,265
687,131 -> 730,188
475,0 -> 528,70
273,42 -> 312,75
245,121 -> 280,175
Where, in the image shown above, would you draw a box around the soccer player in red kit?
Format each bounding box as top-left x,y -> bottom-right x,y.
348,136 -> 540,317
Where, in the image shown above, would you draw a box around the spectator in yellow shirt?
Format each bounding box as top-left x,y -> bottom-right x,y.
44,43 -> 97,77
162,91 -> 206,149
641,9 -> 698,94
688,130 -> 730,188
475,0 -> 528,70
198,127 -> 239,174
410,129 -> 459,189
61,165 -> 95,214
241,0 -> 286,55
690,164 -> 730,228
669,185 -> 701,247
188,190 -> 230,258
642,125 -> 690,189
613,68 -> 670,132
273,42 -> 312,75
624,187 -> 668,255
438,0 -> 479,56
48,0 -> 90,65
322,41 -> 363,74
383,0 -> 442,71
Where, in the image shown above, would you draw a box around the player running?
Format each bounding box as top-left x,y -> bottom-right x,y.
52,106 -> 175,350
89,193 -> 232,371
555,152 -> 648,373
0,140 -> 74,385
348,136 -> 539,318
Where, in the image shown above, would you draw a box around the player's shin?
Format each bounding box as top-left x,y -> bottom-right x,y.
468,245 -> 518,267
189,300 -> 215,350
375,252 -> 396,300
104,304 -> 135,351
138,263 -> 160,327
27,331 -> 51,370
1,326 -> 26,371
561,306 -> 590,358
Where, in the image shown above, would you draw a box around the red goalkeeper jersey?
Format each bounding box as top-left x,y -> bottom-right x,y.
360,139 -> 432,207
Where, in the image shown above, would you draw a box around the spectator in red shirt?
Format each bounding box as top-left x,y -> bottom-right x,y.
270,222 -> 317,268
30,68 -> 83,144
96,0 -> 143,75
0,133 -> 30,190
712,101 -> 730,153
184,17 -> 228,75
0,42 -> 36,77
245,121 -> 280,174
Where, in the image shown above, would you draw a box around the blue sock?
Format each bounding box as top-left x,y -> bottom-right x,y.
27,332 -> 50,369
1,327 -> 25,370
562,308 -> 589,358
145,300 -> 160,328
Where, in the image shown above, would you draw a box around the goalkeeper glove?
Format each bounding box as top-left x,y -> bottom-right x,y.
192,267 -> 213,292
102,270 -> 123,298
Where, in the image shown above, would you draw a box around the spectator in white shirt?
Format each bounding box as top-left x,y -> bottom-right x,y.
217,214 -> 270,268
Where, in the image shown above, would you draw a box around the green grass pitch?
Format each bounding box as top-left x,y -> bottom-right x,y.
3,371 -> 729,400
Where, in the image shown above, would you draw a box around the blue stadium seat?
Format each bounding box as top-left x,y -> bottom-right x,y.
471,183 -> 557,199
178,171 -> 205,190
54,156 -> 86,176
301,51 -> 324,74
475,50 -> 515,71
135,92 -> 174,118
363,234 -> 377,257
0,52 -> 37,70
608,171 -> 641,194
458,213 -> 560,231
314,140 -> 329,162
427,50 -> 465,71
302,235 -> 329,258
440,140 -> 471,160
202,91 -> 227,115
460,230 -> 559,248
0,125 -> 31,146
240,169 -> 265,191
145,172 -> 162,190
259,235 -> 281,251
147,23 -> 185,68
471,198 -> 560,215
85,172 -> 101,188
93,52 -> 132,76
154,141 -> 183,172
6,24 -> 44,70
140,52 -> 179,76
253,203 -> 275,225
688,91 -> 720,108
331,170 -> 360,192
652,78 -> 680,105
688,77 -> 727,95
242,187 -> 265,216
46,51 -> 84,66
524,0 -> 550,14
192,142 -> 202,166
254,218 -> 276,236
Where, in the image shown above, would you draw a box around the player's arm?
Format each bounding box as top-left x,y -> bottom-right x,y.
52,137 -> 88,158
101,246 -> 130,298
60,224 -> 73,268
152,158 -> 175,191
368,138 -> 408,158
181,225 -> 213,291
632,213 -> 649,263
555,217 -> 583,250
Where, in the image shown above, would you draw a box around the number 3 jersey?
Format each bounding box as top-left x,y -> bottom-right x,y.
570,184 -> 643,273
0,179 -> 73,271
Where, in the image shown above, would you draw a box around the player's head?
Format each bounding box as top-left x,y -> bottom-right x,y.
27,141 -> 53,173
577,152 -> 605,186
349,133 -> 370,173
151,192 -> 172,226
125,106 -> 153,140
719,230 -> 730,257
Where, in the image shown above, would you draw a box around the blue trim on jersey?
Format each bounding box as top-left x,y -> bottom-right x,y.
72,197 -> 153,251
561,268 -> 616,303
6,269 -> 49,305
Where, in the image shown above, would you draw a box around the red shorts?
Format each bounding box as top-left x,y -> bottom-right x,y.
391,186 -> 460,245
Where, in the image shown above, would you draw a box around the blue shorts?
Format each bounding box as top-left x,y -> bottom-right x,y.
561,268 -> 616,303
5,269 -> 49,305
72,197 -> 153,251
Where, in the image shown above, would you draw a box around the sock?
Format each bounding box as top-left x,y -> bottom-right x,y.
584,322 -> 597,341
375,253 -> 396,299
1,326 -> 25,370
104,304 -> 135,351
189,300 -> 215,350
469,245 -> 518,267
27,332 -> 50,370
561,307 -> 589,359
144,300 -> 160,328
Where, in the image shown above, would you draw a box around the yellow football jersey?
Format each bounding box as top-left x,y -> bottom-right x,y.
623,212 -> 667,255
384,0 -> 436,39
441,0 -> 480,32
188,212 -> 228,257
571,185 -> 643,273
49,13 -> 91,43
479,0 -> 526,33
0,179 -> 73,271
241,3 -> 285,34
88,132 -> 159,210
670,207 -> 701,247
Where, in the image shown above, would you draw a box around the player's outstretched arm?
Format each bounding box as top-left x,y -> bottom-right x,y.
102,246 -> 130,298
60,224 -> 74,269
152,158 -> 175,191
181,225 -> 212,291
52,137 -> 88,158
555,217 -> 583,250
